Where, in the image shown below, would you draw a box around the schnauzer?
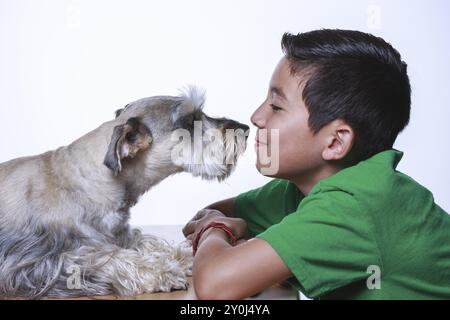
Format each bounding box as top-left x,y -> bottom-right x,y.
0,86 -> 249,298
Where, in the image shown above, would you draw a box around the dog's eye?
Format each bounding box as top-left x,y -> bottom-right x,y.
182,114 -> 195,126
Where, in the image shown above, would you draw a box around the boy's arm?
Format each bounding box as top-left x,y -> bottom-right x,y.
193,230 -> 292,300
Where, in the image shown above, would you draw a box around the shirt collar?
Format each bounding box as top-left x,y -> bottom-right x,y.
308,149 -> 404,195
367,148 -> 404,169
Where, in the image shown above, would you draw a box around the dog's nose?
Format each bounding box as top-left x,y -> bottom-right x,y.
225,121 -> 250,139
240,123 -> 250,133
225,120 -> 249,131
241,124 -> 250,140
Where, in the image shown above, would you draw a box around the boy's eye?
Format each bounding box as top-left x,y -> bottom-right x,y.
270,104 -> 283,112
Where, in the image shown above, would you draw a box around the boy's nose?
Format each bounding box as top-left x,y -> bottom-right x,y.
251,106 -> 266,129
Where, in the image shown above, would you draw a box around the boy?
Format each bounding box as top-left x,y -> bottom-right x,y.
183,29 -> 450,300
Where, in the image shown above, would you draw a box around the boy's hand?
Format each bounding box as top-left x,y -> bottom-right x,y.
183,208 -> 248,241
182,208 -> 224,239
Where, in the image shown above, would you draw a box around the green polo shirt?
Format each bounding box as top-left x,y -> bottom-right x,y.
234,149 -> 450,299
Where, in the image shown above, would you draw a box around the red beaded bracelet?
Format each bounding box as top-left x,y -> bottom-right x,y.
192,222 -> 238,256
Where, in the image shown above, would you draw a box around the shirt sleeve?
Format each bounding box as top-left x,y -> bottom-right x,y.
233,179 -> 303,237
257,186 -> 382,299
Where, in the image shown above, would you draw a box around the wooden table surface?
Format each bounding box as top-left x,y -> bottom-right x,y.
67,225 -> 298,300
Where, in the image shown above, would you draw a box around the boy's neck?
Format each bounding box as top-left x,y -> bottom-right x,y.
291,163 -> 345,196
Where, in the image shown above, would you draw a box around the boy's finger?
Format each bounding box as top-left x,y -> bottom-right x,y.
192,209 -> 209,220
182,220 -> 196,236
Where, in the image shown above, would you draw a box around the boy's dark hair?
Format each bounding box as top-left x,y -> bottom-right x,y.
282,29 -> 411,162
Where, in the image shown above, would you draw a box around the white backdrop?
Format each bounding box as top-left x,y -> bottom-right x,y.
1,0 -> 449,226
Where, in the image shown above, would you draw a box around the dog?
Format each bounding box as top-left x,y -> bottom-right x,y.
0,86 -> 249,298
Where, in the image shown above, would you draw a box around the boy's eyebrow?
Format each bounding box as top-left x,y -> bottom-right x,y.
270,86 -> 287,101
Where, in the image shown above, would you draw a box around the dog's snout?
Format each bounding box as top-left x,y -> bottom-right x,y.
224,121 -> 250,141
237,123 -> 250,140
224,120 -> 250,134
240,123 -> 250,133
242,124 -> 250,140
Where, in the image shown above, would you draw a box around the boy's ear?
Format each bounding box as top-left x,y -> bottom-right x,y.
103,117 -> 153,176
322,121 -> 354,161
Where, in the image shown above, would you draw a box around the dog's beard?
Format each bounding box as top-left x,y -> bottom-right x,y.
184,130 -> 247,181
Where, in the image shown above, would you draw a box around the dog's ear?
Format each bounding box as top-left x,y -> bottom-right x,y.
103,117 -> 153,176
114,104 -> 129,119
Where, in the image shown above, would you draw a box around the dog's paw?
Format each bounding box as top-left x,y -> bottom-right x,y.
160,268 -> 189,292
175,240 -> 194,277
170,276 -> 189,291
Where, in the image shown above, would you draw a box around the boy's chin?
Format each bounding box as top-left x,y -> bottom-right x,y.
255,161 -> 281,177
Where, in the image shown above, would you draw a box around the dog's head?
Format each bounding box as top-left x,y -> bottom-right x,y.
104,86 -> 249,182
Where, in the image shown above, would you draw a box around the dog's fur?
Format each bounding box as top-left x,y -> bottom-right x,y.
0,87 -> 248,298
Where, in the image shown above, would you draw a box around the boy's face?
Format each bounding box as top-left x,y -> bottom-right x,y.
251,57 -> 328,179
